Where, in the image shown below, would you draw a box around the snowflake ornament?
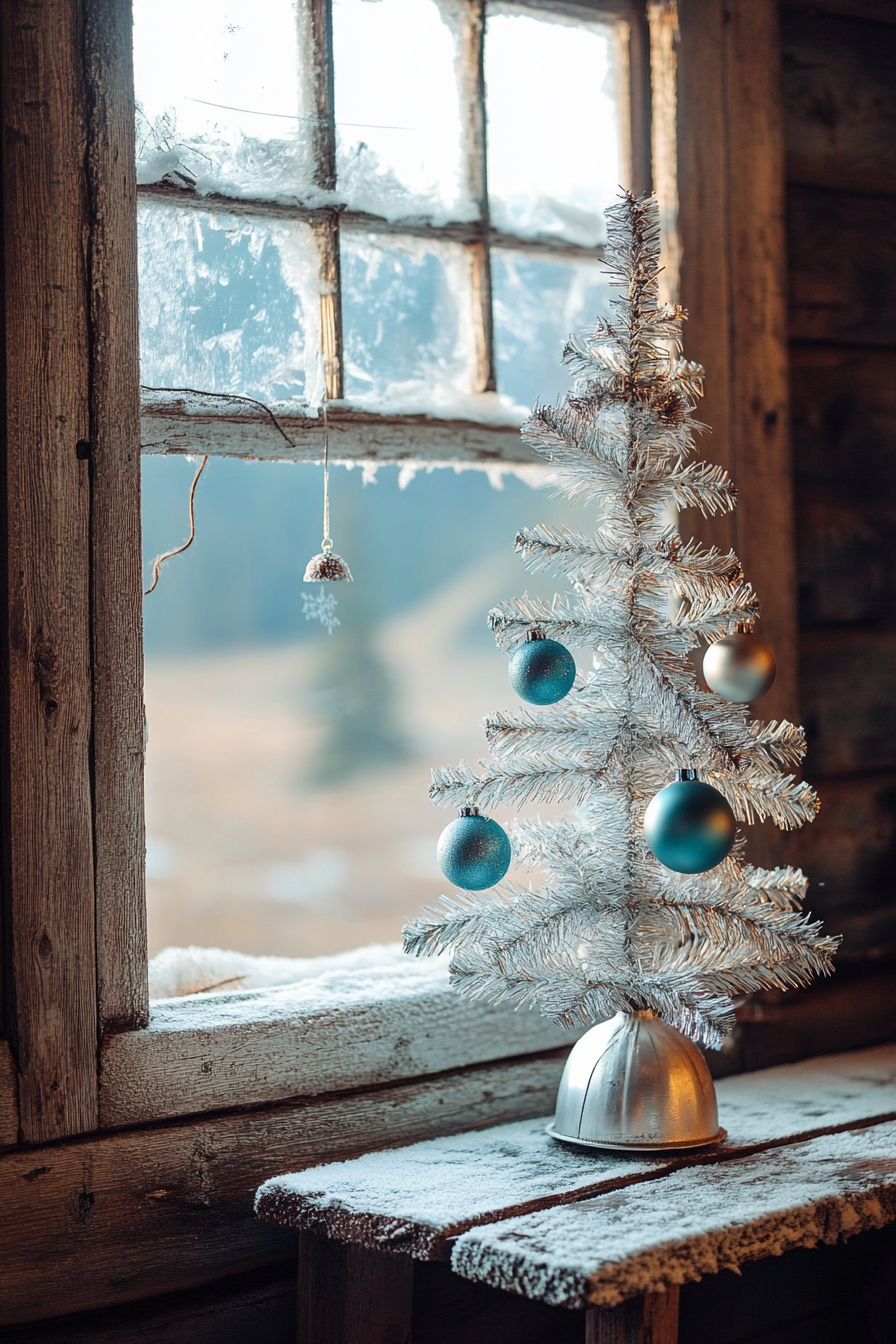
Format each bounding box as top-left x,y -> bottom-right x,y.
302,590 -> 340,634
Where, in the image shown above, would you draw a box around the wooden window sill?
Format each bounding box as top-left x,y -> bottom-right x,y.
98,956 -> 580,1129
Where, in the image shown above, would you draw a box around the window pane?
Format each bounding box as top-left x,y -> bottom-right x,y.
133,0 -> 314,199
492,250 -> 611,408
333,0 -> 474,222
485,11 -> 620,247
142,458 -> 580,958
139,200 -> 324,405
342,233 -> 476,410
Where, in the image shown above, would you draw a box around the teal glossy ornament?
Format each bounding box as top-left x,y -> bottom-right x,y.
703,623 -> 776,704
644,770 -> 736,874
509,629 -> 576,705
437,806 -> 512,890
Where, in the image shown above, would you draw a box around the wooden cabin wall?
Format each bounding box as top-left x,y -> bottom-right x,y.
3,4 -> 896,1340
780,1 -> 896,970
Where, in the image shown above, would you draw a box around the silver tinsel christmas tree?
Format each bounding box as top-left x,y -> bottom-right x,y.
403,192 -> 838,1050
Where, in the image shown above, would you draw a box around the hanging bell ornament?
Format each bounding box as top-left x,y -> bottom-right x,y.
303,546 -> 352,582
644,769 -> 736,874
437,806 -> 512,890
703,623 -> 776,703
508,629 -> 576,705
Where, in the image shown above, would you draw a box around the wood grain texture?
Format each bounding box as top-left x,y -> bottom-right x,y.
781,8 -> 896,196
781,773 -> 896,920
461,0 -> 496,394
783,0 -> 896,22
84,0 -> 149,1036
790,346 -> 896,630
0,1267 -> 297,1344
256,1045 -> 896,1260
140,390 -> 535,464
297,1235 -> 413,1344
787,185 -> 896,348
0,1050 -> 567,1325
724,0 -> 798,725
0,1038 -> 19,1146
1,0 -> 99,1140
673,0 -> 732,560
99,963 -> 579,1128
672,0 -> 799,725
800,630 -> 896,776
586,1288 -> 678,1344
451,1118 -> 896,1308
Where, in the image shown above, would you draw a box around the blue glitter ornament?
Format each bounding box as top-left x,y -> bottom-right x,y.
437,806 -> 512,890
509,629 -> 576,705
644,770 -> 736,874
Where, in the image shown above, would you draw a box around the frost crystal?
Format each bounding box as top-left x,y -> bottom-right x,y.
303,590 -> 340,634
403,191 -> 839,1050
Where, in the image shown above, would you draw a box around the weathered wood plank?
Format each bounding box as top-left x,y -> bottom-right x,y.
84,0 -> 149,1035
0,1267 -> 296,1344
451,1117 -> 896,1308
724,971 -> 896,1076
99,961 -> 579,1128
461,0 -> 496,395
0,1039 -> 19,1147
139,389 -> 535,466
0,0 -> 99,1140
0,1050 -> 568,1325
791,346 -> 896,630
671,0 -> 799,725
787,185 -> 896,348
586,1288 -> 678,1344
297,1235 -> 413,1344
672,0 -> 732,561
724,0 -> 798,725
781,773 -> 896,919
781,9 -> 896,196
255,1043 -> 896,1259
800,630 -> 896,777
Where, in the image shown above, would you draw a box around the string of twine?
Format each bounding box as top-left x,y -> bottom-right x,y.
321,393 -> 332,552
143,454 -> 208,595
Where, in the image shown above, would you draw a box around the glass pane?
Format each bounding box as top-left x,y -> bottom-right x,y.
133,0 -> 315,199
342,233 -> 475,410
139,200 -> 324,406
333,0 -> 474,222
142,458 -> 582,959
485,11 -> 620,247
492,250 -> 611,409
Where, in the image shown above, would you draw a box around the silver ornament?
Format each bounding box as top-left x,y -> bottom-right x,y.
703,623 -> 776,703
549,1011 -> 723,1151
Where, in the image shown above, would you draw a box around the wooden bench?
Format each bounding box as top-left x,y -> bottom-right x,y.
255,1043 -> 896,1342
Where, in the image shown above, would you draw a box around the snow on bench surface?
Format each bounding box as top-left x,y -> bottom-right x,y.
255,1042 -> 896,1260
452,1118 -> 896,1309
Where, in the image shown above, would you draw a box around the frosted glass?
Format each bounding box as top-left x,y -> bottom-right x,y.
492,250 -> 611,409
485,12 -> 620,247
139,200 -> 324,406
133,0 -> 316,199
333,0 -> 474,223
341,234 -> 475,410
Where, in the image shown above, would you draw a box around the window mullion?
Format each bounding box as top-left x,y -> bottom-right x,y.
462,0 -> 497,395
309,0 -> 344,400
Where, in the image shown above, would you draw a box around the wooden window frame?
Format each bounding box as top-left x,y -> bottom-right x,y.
138,0 -> 651,464
0,0 -> 797,1162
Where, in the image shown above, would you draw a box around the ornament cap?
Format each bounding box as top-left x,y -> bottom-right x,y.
459,805 -> 481,817
735,620 -> 753,634
675,768 -> 699,782
525,628 -> 546,642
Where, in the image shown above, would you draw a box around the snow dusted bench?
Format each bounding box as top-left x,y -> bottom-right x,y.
255,1043 -> 896,1343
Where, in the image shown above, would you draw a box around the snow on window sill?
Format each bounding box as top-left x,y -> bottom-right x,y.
100,943 -> 579,1130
